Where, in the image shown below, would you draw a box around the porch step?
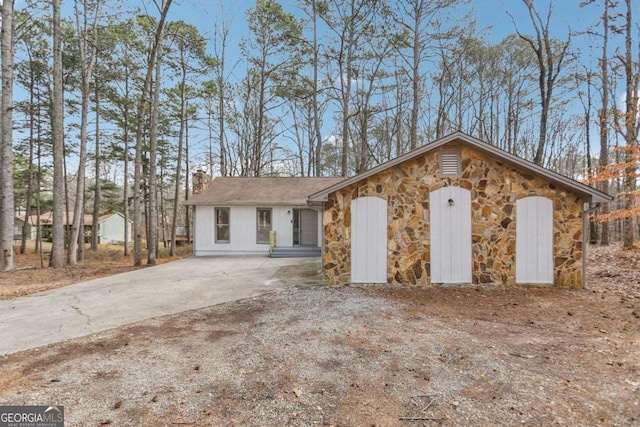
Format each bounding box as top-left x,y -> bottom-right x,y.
271,246 -> 321,258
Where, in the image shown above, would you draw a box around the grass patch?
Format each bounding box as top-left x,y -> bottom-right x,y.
84,246 -> 126,262
158,244 -> 193,258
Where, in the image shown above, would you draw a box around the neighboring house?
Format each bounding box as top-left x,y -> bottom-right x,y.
17,212 -> 94,242
98,213 -> 132,244
186,177 -> 345,256
308,132 -> 611,288
14,216 -> 36,240
172,226 -> 190,246
14,211 -> 131,244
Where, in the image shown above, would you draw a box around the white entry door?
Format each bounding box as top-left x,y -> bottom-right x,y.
351,196 -> 387,283
429,186 -> 472,283
516,196 -> 553,284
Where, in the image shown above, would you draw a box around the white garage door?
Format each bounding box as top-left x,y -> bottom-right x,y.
429,186 -> 472,283
351,196 -> 387,283
516,196 -> 554,284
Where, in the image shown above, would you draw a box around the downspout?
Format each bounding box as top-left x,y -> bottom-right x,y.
582,202 -> 601,290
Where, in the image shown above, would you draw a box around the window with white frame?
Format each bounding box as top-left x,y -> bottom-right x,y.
256,208 -> 272,244
215,208 -> 230,243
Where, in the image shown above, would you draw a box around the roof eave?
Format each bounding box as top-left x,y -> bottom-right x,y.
587,193 -> 614,204
307,132 -> 464,202
307,131 -> 613,203
187,201 -> 311,207
459,135 -> 613,204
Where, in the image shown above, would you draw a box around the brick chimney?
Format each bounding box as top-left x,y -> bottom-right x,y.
192,170 -> 212,195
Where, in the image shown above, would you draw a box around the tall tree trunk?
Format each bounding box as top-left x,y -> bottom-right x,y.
170,89 -> 186,257
340,41 -> 352,177
35,169 -> 42,266
584,74 -> 598,244
599,0 -> 611,246
409,2 -> 421,151
35,112 -> 42,256
0,0 -> 15,271
69,0 -> 101,265
20,50 -> 36,255
254,60 -> 267,176
215,25 -> 228,177
92,73 -> 101,250
132,0 -> 173,266
184,122 -> 190,245
49,0 -> 65,268
77,212 -> 84,261
64,147 -> 70,247
621,0 -> 638,249
311,0 -> 323,176
159,164 -> 167,248
217,84 -> 226,176
122,72 -> 130,257
147,28 -> 164,266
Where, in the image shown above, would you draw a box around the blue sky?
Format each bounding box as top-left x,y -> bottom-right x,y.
166,0 -> 604,61
15,0 -> 609,96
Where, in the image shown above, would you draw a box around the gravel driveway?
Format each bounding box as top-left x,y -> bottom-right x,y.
0,248 -> 637,426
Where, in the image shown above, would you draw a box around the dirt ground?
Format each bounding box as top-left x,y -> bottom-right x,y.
0,245 -> 638,426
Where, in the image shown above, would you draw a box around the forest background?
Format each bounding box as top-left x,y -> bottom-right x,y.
0,0 -> 638,271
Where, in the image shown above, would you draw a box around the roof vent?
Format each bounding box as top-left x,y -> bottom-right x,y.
441,148 -> 460,176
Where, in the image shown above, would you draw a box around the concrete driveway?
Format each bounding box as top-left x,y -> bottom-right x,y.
0,256 -> 318,356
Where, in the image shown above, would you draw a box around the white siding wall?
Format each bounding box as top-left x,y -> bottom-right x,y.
194,206 -> 215,254
273,207 -> 293,247
193,205 -> 298,255
100,214 -> 131,244
13,220 -> 23,240
16,222 -> 38,241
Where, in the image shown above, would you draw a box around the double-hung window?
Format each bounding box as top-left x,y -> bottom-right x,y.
256,208 -> 272,244
215,208 -> 230,243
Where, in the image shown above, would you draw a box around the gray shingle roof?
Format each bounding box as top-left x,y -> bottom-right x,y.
185,177 -> 347,206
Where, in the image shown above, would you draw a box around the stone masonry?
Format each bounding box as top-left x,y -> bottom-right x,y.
322,143 -> 584,288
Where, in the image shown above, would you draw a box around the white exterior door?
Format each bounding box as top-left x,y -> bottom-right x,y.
516,196 -> 554,284
351,196 -> 387,283
429,186 -> 472,283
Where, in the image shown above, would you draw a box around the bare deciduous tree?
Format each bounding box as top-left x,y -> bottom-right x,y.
616,0 -> 639,249
598,0 -> 612,245
391,0 -> 469,150
515,0 -> 571,166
